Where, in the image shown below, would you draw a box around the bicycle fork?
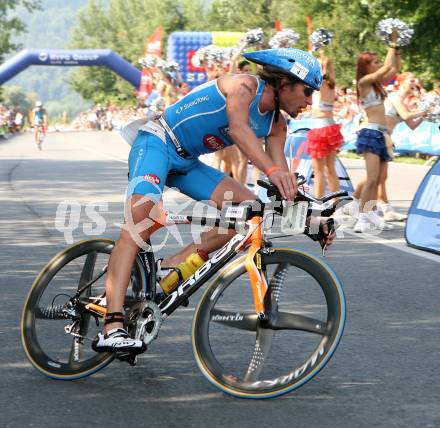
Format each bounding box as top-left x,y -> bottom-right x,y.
244,217 -> 268,318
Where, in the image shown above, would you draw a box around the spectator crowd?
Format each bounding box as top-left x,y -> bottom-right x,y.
2,56 -> 438,159
0,105 -> 25,138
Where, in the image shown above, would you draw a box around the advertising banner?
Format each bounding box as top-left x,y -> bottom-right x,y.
290,116 -> 440,155
0,49 -> 141,87
405,158 -> 440,255
167,31 -> 243,88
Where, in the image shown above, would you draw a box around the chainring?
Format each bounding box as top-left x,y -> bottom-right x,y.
126,300 -> 162,346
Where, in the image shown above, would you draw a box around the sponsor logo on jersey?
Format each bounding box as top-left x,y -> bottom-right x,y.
144,174 -> 160,185
203,134 -> 226,151
175,95 -> 210,114
249,118 -> 259,131
218,125 -> 234,144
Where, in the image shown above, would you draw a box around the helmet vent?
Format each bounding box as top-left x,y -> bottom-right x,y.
288,59 -> 296,63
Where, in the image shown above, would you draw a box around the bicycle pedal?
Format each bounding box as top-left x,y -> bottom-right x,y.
116,352 -> 138,366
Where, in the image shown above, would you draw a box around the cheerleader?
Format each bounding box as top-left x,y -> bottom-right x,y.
307,54 -> 343,198
353,32 -> 400,233
381,72 -> 426,220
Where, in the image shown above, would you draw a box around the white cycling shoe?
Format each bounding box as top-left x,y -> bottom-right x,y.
92,328 -> 147,354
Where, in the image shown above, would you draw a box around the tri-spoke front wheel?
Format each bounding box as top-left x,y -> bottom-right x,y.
192,248 -> 345,398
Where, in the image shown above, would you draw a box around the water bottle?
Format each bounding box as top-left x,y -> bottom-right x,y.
159,250 -> 209,294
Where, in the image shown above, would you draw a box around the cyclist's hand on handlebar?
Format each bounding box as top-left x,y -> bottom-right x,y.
268,170 -> 298,201
319,219 -> 337,250
305,217 -> 337,254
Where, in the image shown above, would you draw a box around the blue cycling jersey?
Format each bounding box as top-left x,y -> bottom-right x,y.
33,108 -> 45,125
164,77 -> 275,157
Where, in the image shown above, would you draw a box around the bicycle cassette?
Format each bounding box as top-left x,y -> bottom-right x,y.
128,300 -> 162,345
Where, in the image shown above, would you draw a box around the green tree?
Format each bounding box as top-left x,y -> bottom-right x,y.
206,0 -> 277,32
206,0 -> 440,86
277,0 -> 440,86
3,1 -> 91,114
0,0 -> 41,62
69,0 -> 204,103
0,0 -> 41,102
2,85 -> 37,112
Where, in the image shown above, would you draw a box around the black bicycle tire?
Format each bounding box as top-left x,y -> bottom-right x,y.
21,238 -> 144,380
192,248 -> 346,398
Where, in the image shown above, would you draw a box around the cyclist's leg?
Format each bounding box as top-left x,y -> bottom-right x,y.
101,132 -> 169,337
164,162 -> 255,267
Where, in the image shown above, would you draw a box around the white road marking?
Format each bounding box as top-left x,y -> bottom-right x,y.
343,229 -> 440,263
82,146 -> 127,163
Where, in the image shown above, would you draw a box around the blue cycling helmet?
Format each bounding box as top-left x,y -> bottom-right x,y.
242,48 -> 323,90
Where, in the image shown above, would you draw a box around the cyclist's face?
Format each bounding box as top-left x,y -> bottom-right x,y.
279,81 -> 313,118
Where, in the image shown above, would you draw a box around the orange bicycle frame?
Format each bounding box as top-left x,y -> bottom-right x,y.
242,216 -> 268,316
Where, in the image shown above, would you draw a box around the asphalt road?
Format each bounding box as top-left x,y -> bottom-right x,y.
0,131 -> 439,428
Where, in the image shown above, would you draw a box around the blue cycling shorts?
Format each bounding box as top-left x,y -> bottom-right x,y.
127,130 -> 226,201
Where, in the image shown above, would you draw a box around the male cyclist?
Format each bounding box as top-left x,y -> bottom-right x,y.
32,101 -> 48,147
93,48 -> 334,353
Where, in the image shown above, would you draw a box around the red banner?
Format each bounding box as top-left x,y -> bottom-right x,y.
145,26 -> 163,57
274,20 -> 282,32
138,26 -> 163,99
306,16 -> 313,52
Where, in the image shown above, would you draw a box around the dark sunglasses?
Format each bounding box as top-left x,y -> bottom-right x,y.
303,85 -> 315,97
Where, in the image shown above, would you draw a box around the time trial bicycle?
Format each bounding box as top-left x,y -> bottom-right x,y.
21,177 -> 351,398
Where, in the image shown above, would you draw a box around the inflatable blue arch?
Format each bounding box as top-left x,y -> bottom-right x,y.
0,49 -> 141,87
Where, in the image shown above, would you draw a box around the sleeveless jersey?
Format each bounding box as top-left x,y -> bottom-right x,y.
164,77 -> 275,157
33,108 -> 45,125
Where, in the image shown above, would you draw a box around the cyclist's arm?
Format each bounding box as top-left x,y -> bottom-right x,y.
265,117 -> 290,172
225,76 -> 277,173
225,75 -> 297,200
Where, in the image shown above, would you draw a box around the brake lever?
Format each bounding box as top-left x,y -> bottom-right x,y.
320,196 -> 354,217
